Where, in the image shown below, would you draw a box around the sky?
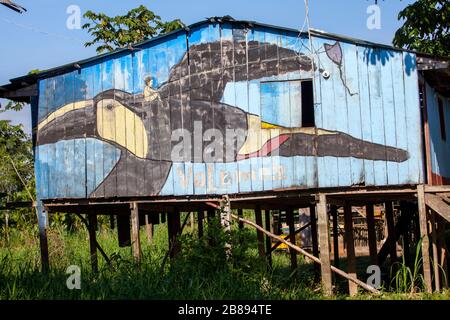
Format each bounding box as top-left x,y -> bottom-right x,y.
0,0 -> 415,134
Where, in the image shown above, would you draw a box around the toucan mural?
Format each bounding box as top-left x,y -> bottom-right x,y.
34,22 -> 422,199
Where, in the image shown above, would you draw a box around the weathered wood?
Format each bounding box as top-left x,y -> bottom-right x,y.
88,214 -> 98,272
168,209 -> 182,258
231,213 -> 380,294
109,215 -> 115,230
267,221 -> 313,255
437,217 -> 448,288
317,194 -> 333,296
117,214 -> 131,247
145,214 -> 154,243
417,184 -> 433,293
39,226 -> 49,273
344,201 -> 357,296
385,202 -> 398,265
237,208 -> 244,230
425,193 -> 450,222
255,205 -> 265,259
198,211 -> 204,238
264,210 -> 272,267
286,207 -> 298,272
366,204 -> 378,266
130,202 -> 141,265
310,204 -> 321,280
430,213 -> 440,291
330,205 -> 340,269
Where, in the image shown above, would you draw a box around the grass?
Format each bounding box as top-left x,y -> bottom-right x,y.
0,217 -> 449,300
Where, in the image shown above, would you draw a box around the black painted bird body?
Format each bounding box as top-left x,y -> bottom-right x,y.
37,40 -> 409,197
0,0 -> 26,13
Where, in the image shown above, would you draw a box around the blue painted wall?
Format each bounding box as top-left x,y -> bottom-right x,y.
425,81 -> 450,184
32,21 -> 424,200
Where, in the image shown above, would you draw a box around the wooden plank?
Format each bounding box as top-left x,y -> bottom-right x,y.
357,46 -> 375,186
344,201 -> 357,296
330,205 -> 340,269
430,212 -> 440,291
366,204 -> 378,266
425,193 -> 450,222
168,209 -> 182,258
88,214 -> 98,272
317,193 -> 333,296
130,202 -> 141,265
385,202 -> 398,265
255,205 -> 265,259
38,211 -> 49,273
417,184 -> 433,293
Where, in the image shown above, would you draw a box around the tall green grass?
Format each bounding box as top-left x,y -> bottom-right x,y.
0,219 -> 449,300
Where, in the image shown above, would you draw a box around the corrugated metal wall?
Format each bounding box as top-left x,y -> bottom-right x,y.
33,21 -> 424,200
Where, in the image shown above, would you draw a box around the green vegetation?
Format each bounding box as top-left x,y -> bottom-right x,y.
393,0 -> 449,57
1,215 -> 449,300
82,5 -> 185,54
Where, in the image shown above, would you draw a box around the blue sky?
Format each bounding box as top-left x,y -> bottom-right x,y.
0,0 -> 414,134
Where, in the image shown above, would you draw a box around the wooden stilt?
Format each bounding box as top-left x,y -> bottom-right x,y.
344,201 -> 357,296
145,214 -> 154,243
330,205 -> 340,269
88,214 -> 98,272
255,205 -> 265,259
286,207 -> 298,272
317,194 -> 332,296
400,202 -> 411,268
168,209 -> 181,259
130,202 -> 141,265
264,210 -> 272,268
310,204 -> 321,280
366,204 -> 378,266
207,208 -> 216,246
238,208 -> 244,230
430,212 -> 440,291
437,217 -> 448,288
109,215 -> 115,230
385,202 -> 398,265
38,225 -> 49,273
417,184 -> 433,293
198,211 -> 204,238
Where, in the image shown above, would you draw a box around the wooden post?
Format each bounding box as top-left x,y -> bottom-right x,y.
438,217 -> 448,288
198,211 -> 204,238
255,205 -> 265,259
286,207 -> 298,272
145,214 -> 154,243
264,210 -> 272,268
344,201 -> 357,296
310,204 -> 321,280
366,204 -> 378,266
130,202 -> 141,265
238,208 -> 244,230
417,184 -> 432,293
385,202 -> 397,266
330,205 -> 340,269
190,210 -> 195,233
400,202 -> 411,268
109,215 -> 115,230
88,214 -> 98,273
168,209 -> 181,259
317,194 -> 332,296
430,212 -> 440,291
37,206 -> 49,273
207,208 -> 216,246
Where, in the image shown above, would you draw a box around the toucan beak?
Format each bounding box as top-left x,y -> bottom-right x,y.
36,100 -> 96,146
